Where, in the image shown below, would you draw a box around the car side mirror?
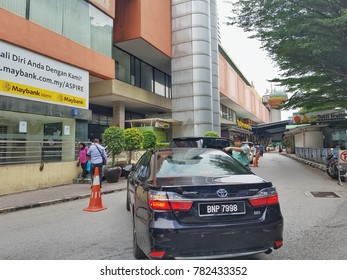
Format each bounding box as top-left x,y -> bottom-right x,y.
124,164 -> 135,172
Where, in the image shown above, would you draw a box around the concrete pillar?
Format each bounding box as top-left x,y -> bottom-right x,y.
112,101 -> 125,129
210,0 -> 220,134
171,0 -> 219,137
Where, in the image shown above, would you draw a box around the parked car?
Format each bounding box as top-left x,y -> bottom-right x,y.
169,136 -> 233,156
125,148 -> 284,259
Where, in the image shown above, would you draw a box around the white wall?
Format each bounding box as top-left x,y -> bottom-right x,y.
295,130 -> 323,148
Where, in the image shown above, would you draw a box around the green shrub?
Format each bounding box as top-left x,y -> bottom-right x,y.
156,142 -> 170,149
124,128 -> 144,163
102,126 -> 125,166
142,130 -> 157,150
204,131 -> 220,137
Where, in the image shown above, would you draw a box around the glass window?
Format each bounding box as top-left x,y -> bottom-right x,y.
63,0 -> 90,47
155,149 -> 251,177
131,57 -> 141,87
154,69 -> 165,97
141,62 -> 153,92
29,0 -> 63,34
166,75 -> 172,99
114,48 -> 131,83
0,110 -> 76,163
0,0 -> 27,17
90,6 -> 113,57
3,0 -> 112,57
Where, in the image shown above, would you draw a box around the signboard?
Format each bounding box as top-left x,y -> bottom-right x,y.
0,41 -> 89,109
338,150 -> 347,166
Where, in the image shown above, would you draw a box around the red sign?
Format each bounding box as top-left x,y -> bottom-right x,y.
338,150 -> 347,165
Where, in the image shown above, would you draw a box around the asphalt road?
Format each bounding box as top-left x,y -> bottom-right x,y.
0,152 -> 346,260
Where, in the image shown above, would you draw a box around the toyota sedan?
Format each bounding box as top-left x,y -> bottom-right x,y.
125,148 -> 283,259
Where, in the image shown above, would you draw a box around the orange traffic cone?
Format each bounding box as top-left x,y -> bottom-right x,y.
83,167 -> 107,212
253,152 -> 260,167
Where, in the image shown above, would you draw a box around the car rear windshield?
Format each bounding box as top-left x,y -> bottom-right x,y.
155,148 -> 251,177
170,138 -> 232,149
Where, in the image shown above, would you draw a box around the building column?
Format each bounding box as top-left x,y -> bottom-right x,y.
210,0 -> 220,134
171,0 -> 219,137
112,101 -> 125,129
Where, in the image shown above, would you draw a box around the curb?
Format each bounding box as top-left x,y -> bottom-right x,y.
281,153 -> 326,172
0,186 -> 126,215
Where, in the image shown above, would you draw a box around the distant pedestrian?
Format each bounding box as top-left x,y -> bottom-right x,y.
223,135 -> 250,167
78,142 -> 88,179
86,138 -> 107,186
259,145 -> 264,156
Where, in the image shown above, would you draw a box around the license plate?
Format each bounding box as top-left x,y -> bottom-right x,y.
198,201 -> 246,216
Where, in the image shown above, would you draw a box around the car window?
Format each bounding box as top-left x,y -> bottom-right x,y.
202,138 -> 231,149
134,152 -> 151,179
170,139 -> 201,148
155,149 -> 251,177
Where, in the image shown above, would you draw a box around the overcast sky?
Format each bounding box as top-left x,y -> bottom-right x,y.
216,0 -> 295,120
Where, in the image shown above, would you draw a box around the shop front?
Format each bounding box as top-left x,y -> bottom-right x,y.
0,41 -> 91,195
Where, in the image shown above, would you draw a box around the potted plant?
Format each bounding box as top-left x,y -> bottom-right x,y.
102,126 -> 125,183
282,134 -> 295,154
124,128 -> 143,164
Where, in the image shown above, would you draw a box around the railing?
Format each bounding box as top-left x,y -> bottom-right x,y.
0,140 -> 148,166
295,147 -> 337,165
0,140 -> 78,165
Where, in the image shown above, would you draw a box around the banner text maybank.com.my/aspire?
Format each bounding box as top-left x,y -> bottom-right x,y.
0,80 -> 86,108
0,41 -> 89,109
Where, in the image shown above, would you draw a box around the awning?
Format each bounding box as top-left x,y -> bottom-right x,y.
284,124 -> 329,135
126,118 -> 182,127
222,124 -> 253,135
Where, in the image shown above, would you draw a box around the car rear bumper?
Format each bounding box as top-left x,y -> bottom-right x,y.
148,219 -> 283,259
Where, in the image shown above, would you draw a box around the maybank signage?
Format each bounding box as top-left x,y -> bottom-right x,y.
0,41 -> 88,109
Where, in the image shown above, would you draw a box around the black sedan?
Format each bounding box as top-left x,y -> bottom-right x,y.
125,148 -> 283,259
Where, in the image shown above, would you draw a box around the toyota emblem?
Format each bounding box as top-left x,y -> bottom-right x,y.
216,189 -> 228,198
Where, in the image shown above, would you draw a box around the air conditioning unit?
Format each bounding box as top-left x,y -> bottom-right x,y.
155,122 -> 170,129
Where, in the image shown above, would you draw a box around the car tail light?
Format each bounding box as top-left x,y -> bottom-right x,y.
274,240 -> 283,249
248,187 -> 279,207
149,251 -> 165,258
149,191 -> 193,211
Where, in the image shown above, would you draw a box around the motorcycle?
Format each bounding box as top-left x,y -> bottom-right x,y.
326,149 -> 347,180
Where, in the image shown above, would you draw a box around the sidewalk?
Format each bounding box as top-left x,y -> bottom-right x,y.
0,177 -> 127,214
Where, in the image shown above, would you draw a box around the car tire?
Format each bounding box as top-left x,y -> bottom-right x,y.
133,218 -> 146,259
126,188 -> 130,211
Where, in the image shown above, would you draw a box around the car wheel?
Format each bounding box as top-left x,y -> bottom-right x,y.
126,188 -> 130,211
133,218 -> 146,259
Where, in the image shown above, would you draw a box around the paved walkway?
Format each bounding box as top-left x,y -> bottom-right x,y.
0,152 -> 337,214
0,177 -> 127,214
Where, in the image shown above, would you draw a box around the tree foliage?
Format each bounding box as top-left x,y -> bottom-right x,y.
204,131 -> 220,137
142,130 -> 157,150
102,126 -> 125,166
226,0 -> 347,111
124,128 -> 144,164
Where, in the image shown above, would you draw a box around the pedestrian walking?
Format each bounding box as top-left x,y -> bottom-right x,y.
78,142 -> 89,179
86,138 -> 107,186
223,135 -> 250,167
